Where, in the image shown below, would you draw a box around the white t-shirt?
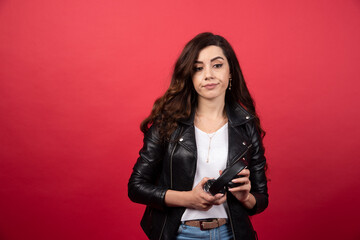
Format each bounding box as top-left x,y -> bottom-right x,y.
181,123 -> 229,221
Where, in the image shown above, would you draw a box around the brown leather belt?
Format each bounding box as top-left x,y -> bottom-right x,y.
184,218 -> 227,230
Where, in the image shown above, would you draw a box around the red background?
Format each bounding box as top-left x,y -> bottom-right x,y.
1,0 -> 359,239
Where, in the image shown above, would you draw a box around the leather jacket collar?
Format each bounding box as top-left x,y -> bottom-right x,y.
179,101 -> 254,127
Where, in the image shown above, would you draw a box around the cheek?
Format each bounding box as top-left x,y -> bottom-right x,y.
192,76 -> 201,89
216,68 -> 230,80
221,73 -> 230,84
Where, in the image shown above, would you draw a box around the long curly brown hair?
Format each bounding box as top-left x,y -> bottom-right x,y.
141,32 -> 265,141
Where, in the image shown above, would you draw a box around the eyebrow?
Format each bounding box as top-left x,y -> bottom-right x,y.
194,56 -> 224,64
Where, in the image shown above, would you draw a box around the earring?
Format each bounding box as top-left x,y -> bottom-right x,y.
228,78 -> 232,90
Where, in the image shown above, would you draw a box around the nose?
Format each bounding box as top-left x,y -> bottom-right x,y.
204,65 -> 213,80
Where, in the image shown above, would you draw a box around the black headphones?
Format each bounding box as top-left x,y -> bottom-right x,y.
203,144 -> 252,195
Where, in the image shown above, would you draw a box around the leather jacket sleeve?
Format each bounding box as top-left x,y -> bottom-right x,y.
246,121 -> 269,215
128,125 -> 168,210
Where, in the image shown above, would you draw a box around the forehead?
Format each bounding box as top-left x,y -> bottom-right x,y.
196,45 -> 226,61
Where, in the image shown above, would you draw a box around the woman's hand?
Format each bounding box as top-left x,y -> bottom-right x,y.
227,169 -> 251,202
221,169 -> 256,209
185,177 -> 227,211
165,177 -> 226,210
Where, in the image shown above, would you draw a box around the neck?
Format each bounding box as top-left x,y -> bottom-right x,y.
196,97 -> 226,119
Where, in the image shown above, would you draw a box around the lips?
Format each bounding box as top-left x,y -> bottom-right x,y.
203,83 -> 218,89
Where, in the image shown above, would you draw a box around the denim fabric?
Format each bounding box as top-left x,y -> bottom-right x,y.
176,223 -> 233,240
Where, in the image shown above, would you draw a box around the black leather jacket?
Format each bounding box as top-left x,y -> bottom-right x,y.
128,102 -> 268,240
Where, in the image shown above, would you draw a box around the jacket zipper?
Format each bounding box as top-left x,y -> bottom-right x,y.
226,143 -> 253,240
226,199 -> 236,240
159,137 -> 179,240
158,215 -> 167,240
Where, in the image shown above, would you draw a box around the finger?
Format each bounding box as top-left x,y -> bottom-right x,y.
197,177 -> 211,188
219,170 -> 223,175
238,168 -> 250,175
198,201 -> 213,209
204,193 -> 224,204
201,205 -> 212,211
231,177 -> 249,184
201,192 -> 217,202
228,183 -> 251,192
208,193 -> 224,203
199,177 -> 210,184
229,180 -> 251,190
214,193 -> 225,199
214,195 -> 227,205
238,168 -> 250,177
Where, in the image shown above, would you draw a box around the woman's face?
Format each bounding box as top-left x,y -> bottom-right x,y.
192,45 -> 231,103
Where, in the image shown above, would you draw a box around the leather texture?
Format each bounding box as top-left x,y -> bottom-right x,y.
128,101 -> 268,240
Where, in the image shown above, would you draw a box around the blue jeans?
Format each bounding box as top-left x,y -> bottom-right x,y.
176,223 -> 233,240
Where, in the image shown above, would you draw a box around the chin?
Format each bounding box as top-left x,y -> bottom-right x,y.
200,93 -> 226,101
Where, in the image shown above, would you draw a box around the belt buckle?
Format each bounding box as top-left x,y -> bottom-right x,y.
199,219 -> 217,231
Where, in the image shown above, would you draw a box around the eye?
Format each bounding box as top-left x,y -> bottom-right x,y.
194,66 -> 203,72
213,63 -> 223,68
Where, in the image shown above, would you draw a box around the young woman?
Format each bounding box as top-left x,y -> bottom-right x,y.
128,32 -> 268,240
